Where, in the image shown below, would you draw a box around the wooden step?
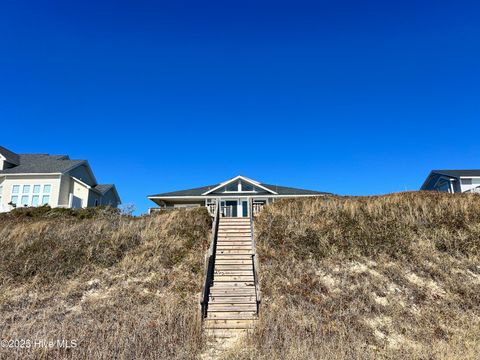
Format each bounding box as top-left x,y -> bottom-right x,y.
209,294 -> 256,301
218,233 -> 252,236
218,229 -> 251,232
216,248 -> 253,253
216,240 -> 252,244
219,222 -> 250,225
214,270 -> 253,276
205,328 -> 252,338
214,275 -> 255,282
211,282 -> 255,288
217,240 -> 252,244
204,319 -> 255,329
216,248 -> 252,252
215,259 -> 252,265
219,229 -> 251,231
215,254 -> 253,258
217,244 -> 252,248
214,262 -> 253,267
216,250 -> 253,255
210,288 -> 256,294
215,253 -> 252,258
216,242 -> 252,246
210,288 -> 256,295
207,304 -> 257,311
215,263 -> 252,267
207,313 -> 256,319
219,219 -> 250,222
217,236 -> 253,244
218,233 -> 251,236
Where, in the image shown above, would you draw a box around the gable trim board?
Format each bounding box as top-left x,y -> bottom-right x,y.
201,175 -> 278,195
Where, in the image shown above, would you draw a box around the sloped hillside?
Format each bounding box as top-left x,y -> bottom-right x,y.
0,207 -> 211,360
226,193 -> 480,359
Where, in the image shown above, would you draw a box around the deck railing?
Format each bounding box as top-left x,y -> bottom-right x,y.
206,203 -> 216,216
200,202 -> 220,319
221,205 -> 235,217
465,187 -> 480,194
252,203 -> 264,216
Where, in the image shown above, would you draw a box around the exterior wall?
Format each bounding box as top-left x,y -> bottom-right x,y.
87,190 -> 102,207
0,175 -> 62,212
58,174 -> 72,207
71,178 -> 90,208
68,165 -> 96,186
0,177 -> 4,212
459,178 -> 480,193
99,188 -> 119,207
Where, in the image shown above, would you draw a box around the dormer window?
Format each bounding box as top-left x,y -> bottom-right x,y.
225,182 -> 238,192
240,181 -> 254,192
222,180 -> 257,193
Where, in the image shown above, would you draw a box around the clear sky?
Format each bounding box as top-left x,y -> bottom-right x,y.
1,1 -> 479,214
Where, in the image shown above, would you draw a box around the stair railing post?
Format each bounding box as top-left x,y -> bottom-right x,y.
200,202 -> 220,320
250,202 -> 261,315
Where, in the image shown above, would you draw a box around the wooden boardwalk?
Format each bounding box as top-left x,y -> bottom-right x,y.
203,217 -> 259,349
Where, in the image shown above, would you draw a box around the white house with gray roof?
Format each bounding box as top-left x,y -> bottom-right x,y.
0,145 -> 121,212
421,170 -> 480,193
148,175 -> 329,217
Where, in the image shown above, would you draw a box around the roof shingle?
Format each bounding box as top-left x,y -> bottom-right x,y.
0,146 -> 20,165
0,154 -> 85,174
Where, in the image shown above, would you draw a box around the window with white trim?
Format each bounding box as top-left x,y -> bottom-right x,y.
221,180 -> 259,193
10,184 -> 52,207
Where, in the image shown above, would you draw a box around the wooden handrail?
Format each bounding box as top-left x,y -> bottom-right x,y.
200,202 -> 220,319
250,199 -> 262,314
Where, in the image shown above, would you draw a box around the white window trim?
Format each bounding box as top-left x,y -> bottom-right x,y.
10,183 -> 52,207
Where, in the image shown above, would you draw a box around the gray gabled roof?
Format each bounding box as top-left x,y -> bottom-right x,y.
94,184 -> 114,194
0,154 -> 85,175
0,146 -> 20,165
431,170 -> 480,178
149,178 -> 330,197
94,184 -> 121,204
261,183 -> 329,195
150,184 -> 219,197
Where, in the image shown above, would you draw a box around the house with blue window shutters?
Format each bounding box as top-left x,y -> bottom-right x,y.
148,175 -> 330,217
0,145 -> 120,212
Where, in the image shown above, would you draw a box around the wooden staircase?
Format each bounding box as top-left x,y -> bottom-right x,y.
203,216 -> 260,342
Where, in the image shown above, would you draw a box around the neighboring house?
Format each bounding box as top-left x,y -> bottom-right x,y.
420,170 -> 480,194
0,145 -> 121,212
148,175 -> 330,217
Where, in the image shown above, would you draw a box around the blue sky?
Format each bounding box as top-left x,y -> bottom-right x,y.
1,0 -> 479,214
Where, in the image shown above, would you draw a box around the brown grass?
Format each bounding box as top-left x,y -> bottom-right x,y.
2,193 -> 480,359
226,192 -> 480,360
0,207 -> 212,359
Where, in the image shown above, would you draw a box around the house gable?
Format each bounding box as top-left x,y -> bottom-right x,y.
66,163 -> 97,187
202,176 -> 277,195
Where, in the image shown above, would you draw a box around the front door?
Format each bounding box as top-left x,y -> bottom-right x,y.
225,200 -> 237,217
242,200 -> 248,217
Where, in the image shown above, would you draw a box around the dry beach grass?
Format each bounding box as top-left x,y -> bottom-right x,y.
1,193 -> 479,359
224,192 -> 480,359
0,207 -> 211,359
